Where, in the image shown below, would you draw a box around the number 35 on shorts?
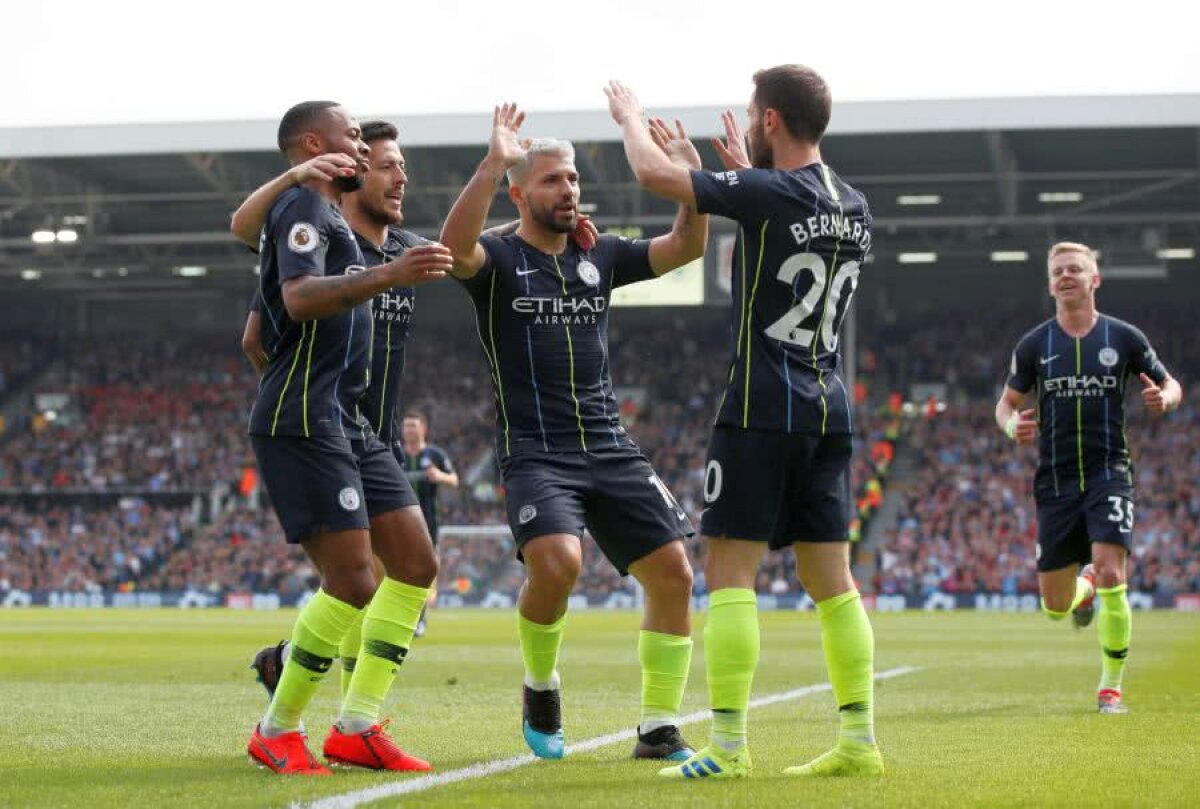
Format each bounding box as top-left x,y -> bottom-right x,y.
1106,495 -> 1134,534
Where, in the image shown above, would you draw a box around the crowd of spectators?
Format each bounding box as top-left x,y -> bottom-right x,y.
1,301 -> 1195,599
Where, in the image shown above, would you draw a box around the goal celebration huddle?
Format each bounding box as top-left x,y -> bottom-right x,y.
233,63 -> 1182,780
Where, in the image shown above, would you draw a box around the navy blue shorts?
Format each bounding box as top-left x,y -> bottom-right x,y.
500,447 -> 694,576
251,434 -> 417,544
699,425 -> 852,549
1035,478 -> 1134,571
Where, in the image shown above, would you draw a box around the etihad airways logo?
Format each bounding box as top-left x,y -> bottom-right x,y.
512,295 -> 607,325
374,289 -> 413,323
1044,374 -> 1119,398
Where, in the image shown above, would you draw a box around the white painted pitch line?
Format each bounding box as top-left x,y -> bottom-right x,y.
298,665 -> 921,809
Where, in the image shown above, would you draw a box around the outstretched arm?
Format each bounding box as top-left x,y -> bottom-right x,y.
282,244 -> 453,321
440,104 -> 529,279
643,118 -> 708,275
606,80 -> 696,207
230,154 -> 357,247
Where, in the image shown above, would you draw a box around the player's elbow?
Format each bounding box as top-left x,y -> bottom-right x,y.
280,288 -> 318,322
229,212 -> 258,248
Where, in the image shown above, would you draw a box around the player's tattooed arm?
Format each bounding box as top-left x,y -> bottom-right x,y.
281,245 -> 453,321
230,154 -> 357,247
441,103 -> 529,279
606,80 -> 697,208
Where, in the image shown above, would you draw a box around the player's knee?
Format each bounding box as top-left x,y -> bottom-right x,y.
528,546 -> 581,595
644,555 -> 693,602
1094,562 -> 1125,590
322,562 -> 378,608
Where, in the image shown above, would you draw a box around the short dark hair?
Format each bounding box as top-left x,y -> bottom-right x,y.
403,410 -> 427,426
361,120 -> 399,145
751,65 -> 831,144
277,100 -> 340,153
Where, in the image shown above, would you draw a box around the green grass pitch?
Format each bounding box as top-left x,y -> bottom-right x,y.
1,608 -> 1197,807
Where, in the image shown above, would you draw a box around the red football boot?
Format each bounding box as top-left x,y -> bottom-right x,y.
323,720 -> 433,771
248,724 -> 332,775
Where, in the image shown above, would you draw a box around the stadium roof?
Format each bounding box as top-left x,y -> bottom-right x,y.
1,95 -> 1198,294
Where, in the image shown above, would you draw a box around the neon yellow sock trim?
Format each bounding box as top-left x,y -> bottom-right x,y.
1097,584 -> 1131,693
339,578 -> 429,724
705,588 -> 758,748
638,630 -> 693,728
519,612 -> 567,685
264,589 -> 360,733
815,590 -> 875,745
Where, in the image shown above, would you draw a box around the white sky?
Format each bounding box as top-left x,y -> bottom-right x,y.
3,0 -> 1199,128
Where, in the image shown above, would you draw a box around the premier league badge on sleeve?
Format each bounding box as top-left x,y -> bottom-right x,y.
288,222 -> 319,254
577,260 -> 601,287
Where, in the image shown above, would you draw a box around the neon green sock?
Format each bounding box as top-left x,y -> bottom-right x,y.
705,588 -> 759,750
1041,576 -> 1093,620
638,630 -> 693,731
263,589 -> 360,735
338,578 -> 428,728
816,590 -> 875,746
519,612 -> 567,687
1097,584 -> 1131,693
339,611 -> 364,700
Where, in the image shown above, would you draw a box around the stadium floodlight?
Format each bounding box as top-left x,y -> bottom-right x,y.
897,252 -> 937,264
92,269 -> 105,278
1038,191 -> 1083,203
577,202 -> 598,213
55,229 -> 79,243
61,214 -> 89,226
176,265 -> 208,277
1155,247 -> 1194,260
990,250 -> 1029,262
31,230 -> 56,244
20,269 -> 42,280
897,194 -> 941,205
117,267 -> 128,277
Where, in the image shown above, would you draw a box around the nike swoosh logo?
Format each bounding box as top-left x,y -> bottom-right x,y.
516,268 -> 539,276
255,740 -> 289,770
1040,355 -> 1059,365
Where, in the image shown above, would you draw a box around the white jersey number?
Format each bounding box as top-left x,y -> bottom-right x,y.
763,253 -> 860,352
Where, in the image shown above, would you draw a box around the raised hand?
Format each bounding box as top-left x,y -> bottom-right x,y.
488,103 -> 528,169
604,80 -> 643,126
1140,372 -> 1167,415
287,153 -> 357,185
648,118 -> 702,170
382,243 -> 455,286
711,109 -> 751,171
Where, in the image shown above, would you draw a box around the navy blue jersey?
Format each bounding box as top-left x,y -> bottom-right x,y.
691,165 -> 871,435
1006,314 -> 1168,496
398,443 -> 454,527
249,187 -> 372,438
356,227 -> 423,443
456,233 -> 655,459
